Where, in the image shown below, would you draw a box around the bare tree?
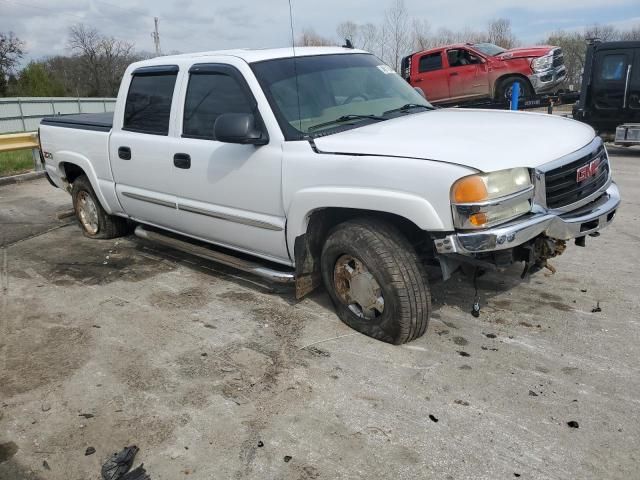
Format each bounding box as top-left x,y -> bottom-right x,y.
430,27 -> 457,46
360,23 -> 380,54
584,24 -> 618,42
460,26 -> 486,44
545,31 -> 586,89
383,0 -> 410,71
68,24 -> 137,96
486,18 -> 517,48
337,21 -> 359,47
100,35 -> 136,96
411,19 -> 432,51
296,28 -> 335,47
619,25 -> 640,41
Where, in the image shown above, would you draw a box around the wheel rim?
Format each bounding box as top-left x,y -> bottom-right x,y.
333,254 -> 384,320
76,191 -> 99,235
505,81 -> 525,100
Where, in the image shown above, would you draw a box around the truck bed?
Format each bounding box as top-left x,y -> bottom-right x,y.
40,112 -> 113,132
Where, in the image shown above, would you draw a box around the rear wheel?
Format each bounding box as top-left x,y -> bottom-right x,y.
320,218 -> 431,344
71,175 -> 129,239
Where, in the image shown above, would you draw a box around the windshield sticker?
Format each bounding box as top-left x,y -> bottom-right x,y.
376,65 -> 395,74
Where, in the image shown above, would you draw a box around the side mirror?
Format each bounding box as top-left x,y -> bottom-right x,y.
414,87 -> 427,99
214,113 -> 268,145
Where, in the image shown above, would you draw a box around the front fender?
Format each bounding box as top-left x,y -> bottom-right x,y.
286,186 -> 445,256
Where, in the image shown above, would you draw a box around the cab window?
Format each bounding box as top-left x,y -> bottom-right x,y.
418,52 -> 443,73
183,71 -> 253,140
123,67 -> 178,135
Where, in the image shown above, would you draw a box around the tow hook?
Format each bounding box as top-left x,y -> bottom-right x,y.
521,237 -> 566,278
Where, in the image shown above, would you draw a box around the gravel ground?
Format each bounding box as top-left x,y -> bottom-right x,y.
1,147 -> 639,480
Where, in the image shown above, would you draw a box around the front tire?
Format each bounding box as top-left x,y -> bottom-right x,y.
320,218 -> 431,344
496,76 -> 533,102
71,175 -> 129,239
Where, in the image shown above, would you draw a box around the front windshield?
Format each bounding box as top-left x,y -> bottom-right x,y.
472,43 -> 506,56
251,53 -> 432,139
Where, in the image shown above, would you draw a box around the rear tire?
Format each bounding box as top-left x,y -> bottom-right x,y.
71,175 -> 129,239
320,218 -> 431,344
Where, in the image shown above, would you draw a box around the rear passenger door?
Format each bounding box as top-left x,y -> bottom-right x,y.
412,51 -> 449,102
110,65 -> 181,230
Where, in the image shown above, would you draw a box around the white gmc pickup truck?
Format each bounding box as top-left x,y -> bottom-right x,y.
39,47 -> 620,344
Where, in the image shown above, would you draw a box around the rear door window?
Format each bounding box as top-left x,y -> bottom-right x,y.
418,53 -> 443,73
183,71 -> 253,140
123,67 -> 178,135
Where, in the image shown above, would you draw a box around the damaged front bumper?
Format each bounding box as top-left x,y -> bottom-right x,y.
435,183 -> 620,255
528,65 -> 566,94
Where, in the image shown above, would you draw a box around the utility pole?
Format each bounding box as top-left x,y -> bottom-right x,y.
151,17 -> 161,55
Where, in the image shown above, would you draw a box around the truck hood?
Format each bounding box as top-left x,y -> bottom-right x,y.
497,45 -> 556,60
312,109 -> 596,172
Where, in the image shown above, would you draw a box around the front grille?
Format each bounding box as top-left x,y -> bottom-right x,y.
552,48 -> 564,67
545,147 -> 609,209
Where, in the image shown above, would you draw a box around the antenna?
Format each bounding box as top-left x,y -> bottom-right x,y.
287,0 -> 303,133
151,17 -> 161,55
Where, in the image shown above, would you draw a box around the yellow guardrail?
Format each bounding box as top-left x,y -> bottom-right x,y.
0,132 -> 39,153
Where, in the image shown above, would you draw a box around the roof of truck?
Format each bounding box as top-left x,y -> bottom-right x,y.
148,46 -> 369,64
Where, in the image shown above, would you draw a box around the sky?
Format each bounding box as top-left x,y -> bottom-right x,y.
1,0 -> 639,65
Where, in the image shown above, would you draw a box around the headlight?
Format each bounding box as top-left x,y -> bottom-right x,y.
531,54 -> 553,72
451,168 -> 533,229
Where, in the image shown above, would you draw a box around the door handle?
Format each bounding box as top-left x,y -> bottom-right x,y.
414,79 -> 423,83
173,153 -> 191,169
450,72 -> 459,76
118,146 -> 131,160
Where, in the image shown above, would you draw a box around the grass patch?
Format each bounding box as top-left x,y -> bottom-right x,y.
0,150 -> 34,177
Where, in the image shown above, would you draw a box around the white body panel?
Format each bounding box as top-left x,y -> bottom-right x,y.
39,47 -> 600,268
313,108 -> 596,171
38,126 -> 121,215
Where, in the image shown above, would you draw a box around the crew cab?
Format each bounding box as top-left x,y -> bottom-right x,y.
401,42 -> 566,104
39,47 -> 619,344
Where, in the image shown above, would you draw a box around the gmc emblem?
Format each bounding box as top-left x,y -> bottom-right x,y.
576,158 -> 601,182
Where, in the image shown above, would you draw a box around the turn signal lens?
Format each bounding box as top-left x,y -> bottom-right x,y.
468,212 -> 488,226
452,176 -> 488,203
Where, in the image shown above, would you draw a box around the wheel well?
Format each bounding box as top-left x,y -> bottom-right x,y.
293,208 -> 430,298
60,162 -> 86,185
494,74 -> 532,97
306,208 -> 425,254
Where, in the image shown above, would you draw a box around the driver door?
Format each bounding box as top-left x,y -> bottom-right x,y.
446,48 -> 490,101
169,63 -> 289,264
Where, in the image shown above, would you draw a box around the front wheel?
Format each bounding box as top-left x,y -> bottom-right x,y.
320,218 -> 431,344
496,77 -> 532,102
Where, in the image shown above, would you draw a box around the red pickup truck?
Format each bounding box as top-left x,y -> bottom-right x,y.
401,42 -> 566,105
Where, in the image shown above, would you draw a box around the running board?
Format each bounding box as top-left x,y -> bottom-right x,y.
134,226 -> 295,284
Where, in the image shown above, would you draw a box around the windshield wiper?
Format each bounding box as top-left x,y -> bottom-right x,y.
383,104 -> 433,116
308,114 -> 386,132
